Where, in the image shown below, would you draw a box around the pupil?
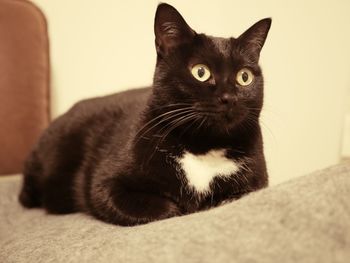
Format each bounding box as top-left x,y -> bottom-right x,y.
198,67 -> 205,78
242,72 -> 249,82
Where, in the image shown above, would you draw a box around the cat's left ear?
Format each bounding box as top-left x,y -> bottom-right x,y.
238,18 -> 272,62
154,3 -> 196,56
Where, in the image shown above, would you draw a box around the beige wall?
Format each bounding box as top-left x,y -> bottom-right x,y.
32,0 -> 350,185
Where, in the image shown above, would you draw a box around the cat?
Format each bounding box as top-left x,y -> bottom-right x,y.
19,3 -> 271,226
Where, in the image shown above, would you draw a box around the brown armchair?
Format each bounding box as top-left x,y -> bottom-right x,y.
0,0 -> 50,175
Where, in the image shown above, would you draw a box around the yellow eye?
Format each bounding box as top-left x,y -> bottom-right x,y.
236,68 -> 254,86
191,64 -> 211,82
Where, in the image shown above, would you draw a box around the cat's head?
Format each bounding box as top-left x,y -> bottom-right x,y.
151,3 -> 271,137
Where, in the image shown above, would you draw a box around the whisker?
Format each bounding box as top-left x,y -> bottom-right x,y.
157,113 -> 199,145
195,115 -> 207,134
147,103 -> 194,112
178,114 -> 202,138
146,112 -> 199,162
159,113 -> 199,141
260,119 -> 276,143
134,107 -> 195,143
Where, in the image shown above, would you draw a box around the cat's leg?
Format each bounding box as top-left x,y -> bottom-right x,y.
40,131 -> 85,214
42,171 -> 78,214
91,176 -> 181,226
19,150 -> 43,208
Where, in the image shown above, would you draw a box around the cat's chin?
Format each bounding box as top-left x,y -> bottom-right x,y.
209,109 -> 248,134
199,117 -> 245,138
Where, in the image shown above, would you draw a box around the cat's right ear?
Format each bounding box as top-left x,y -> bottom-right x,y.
154,3 -> 196,56
237,18 -> 272,62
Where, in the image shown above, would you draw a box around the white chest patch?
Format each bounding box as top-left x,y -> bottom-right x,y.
178,149 -> 240,194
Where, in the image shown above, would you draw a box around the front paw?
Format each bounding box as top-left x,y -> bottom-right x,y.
162,199 -> 182,218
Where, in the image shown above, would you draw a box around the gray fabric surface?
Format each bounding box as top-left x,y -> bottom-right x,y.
1,163 -> 350,263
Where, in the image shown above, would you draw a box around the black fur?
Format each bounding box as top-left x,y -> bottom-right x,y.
19,3 -> 271,226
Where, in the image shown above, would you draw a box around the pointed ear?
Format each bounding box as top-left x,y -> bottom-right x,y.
154,3 -> 196,56
238,18 -> 272,62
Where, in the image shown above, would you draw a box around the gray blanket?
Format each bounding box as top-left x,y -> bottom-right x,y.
1,163 -> 350,263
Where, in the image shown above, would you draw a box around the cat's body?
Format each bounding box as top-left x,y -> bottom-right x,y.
19,4 -> 271,226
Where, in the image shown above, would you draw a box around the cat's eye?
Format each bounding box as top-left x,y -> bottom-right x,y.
191,64 -> 211,82
236,68 -> 254,86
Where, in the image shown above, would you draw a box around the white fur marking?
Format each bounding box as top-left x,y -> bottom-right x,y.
178,149 -> 240,194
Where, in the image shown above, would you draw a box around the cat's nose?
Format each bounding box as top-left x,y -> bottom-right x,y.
218,93 -> 237,105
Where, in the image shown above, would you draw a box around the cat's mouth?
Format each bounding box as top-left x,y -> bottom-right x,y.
197,106 -> 248,133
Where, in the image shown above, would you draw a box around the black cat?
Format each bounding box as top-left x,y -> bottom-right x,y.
19,3 -> 271,226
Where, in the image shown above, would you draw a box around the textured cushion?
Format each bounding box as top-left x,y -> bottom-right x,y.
0,0 -> 50,175
1,163 -> 349,263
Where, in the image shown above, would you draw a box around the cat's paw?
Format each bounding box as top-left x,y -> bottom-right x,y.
162,199 -> 182,218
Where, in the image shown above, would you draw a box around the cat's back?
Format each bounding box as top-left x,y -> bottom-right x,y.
32,87 -> 152,176
55,87 -> 151,133
68,87 -> 152,123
